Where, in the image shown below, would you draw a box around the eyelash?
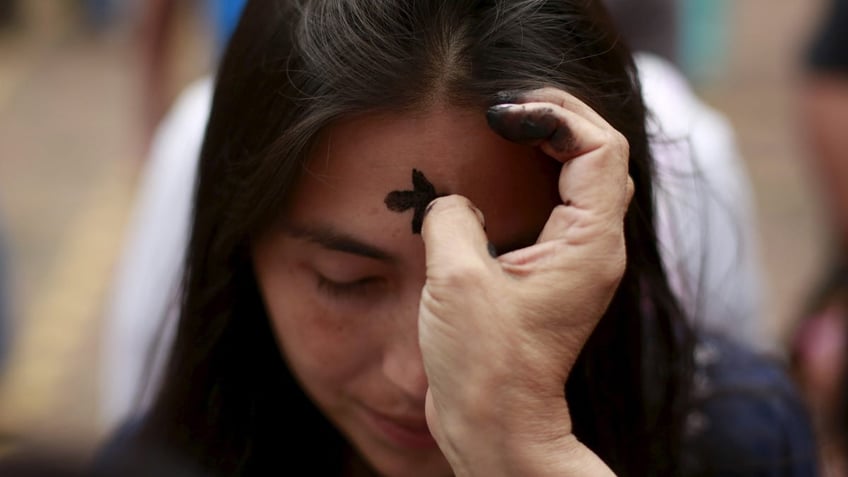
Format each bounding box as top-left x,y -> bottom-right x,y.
316,275 -> 383,300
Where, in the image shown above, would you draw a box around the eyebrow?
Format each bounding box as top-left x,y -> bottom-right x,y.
282,223 -> 396,262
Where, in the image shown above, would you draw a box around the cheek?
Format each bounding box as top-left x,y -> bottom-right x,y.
259,269 -> 379,395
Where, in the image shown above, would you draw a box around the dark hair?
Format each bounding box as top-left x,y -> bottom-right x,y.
140,0 -> 694,475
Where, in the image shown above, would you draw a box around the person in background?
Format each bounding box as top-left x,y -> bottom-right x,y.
139,0 -> 247,146
99,0 -> 247,433
605,0 -> 679,65
607,0 -> 765,345
791,0 -> 848,473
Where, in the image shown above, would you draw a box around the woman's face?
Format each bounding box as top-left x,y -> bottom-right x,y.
252,105 -> 560,477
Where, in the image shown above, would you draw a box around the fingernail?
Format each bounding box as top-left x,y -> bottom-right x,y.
486,104 -> 518,134
468,204 -> 485,229
424,199 -> 438,218
487,242 -> 498,258
491,90 -> 523,105
487,103 -> 517,114
487,106 -> 558,144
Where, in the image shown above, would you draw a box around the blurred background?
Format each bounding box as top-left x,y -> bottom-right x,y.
0,0 -> 214,452
0,0 -> 838,468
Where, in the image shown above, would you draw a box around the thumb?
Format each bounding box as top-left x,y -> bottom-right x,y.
420,195 -> 493,277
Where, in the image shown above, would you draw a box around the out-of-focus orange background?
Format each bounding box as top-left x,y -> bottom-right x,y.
0,0 -> 834,456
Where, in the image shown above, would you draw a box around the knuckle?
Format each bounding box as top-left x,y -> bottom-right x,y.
613,243 -> 628,275
619,136 -> 630,157
543,205 -> 580,237
605,130 -> 629,155
600,236 -> 628,284
549,203 -> 576,225
625,177 -> 636,203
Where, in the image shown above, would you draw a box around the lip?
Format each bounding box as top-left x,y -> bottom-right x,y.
362,407 -> 439,450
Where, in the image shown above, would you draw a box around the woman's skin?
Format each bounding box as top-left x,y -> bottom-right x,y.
252,88 -> 630,477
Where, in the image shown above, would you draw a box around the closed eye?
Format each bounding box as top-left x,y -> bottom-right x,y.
316,274 -> 385,300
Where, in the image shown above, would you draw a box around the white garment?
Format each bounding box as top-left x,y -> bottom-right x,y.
98,55 -> 765,433
99,78 -> 210,432
638,53 -> 764,349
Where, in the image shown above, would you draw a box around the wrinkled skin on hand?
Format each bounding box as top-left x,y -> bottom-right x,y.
419,88 -> 632,476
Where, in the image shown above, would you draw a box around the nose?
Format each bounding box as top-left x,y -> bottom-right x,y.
382,334 -> 429,402
382,293 -> 429,402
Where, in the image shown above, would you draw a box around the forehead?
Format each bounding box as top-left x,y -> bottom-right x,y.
286,105 -> 560,244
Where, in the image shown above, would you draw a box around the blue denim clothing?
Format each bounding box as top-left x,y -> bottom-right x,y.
682,335 -> 819,476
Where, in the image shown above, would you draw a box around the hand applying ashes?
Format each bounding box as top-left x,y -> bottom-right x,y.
413,87 -> 630,477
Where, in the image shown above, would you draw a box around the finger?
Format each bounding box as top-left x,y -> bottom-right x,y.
420,195 -> 494,278
487,101 -> 599,154
487,102 -> 631,231
492,87 -> 610,130
519,87 -> 613,130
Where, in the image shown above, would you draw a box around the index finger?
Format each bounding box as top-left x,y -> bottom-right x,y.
514,87 -> 611,130
487,96 -> 633,244
420,195 -> 495,281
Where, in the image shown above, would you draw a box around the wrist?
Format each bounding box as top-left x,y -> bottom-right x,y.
504,433 -> 616,477
438,397 -> 614,477
445,422 -> 614,477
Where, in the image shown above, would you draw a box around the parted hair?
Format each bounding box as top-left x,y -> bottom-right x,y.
139,1 -> 694,475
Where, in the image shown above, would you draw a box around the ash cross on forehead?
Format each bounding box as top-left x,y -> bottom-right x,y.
384,169 -> 441,234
